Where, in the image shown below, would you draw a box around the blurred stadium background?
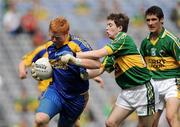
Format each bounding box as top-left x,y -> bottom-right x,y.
0,0 -> 179,127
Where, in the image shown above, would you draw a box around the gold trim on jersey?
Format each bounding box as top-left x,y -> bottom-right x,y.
23,42 -> 51,66
115,55 -> 146,77
68,41 -> 81,53
45,41 -> 53,49
39,78 -> 52,92
144,56 -> 179,71
166,31 -> 180,48
150,37 -> 159,45
104,46 -> 113,55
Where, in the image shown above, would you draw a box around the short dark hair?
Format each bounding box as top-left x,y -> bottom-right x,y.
107,13 -> 129,32
145,6 -> 164,20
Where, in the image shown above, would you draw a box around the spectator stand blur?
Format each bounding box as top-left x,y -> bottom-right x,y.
102,95 -> 116,118
73,0 -> 92,16
32,27 -> 47,47
95,0 -> 110,22
14,87 -> 39,113
131,3 -> 145,27
0,75 -> 3,88
111,0 -> 122,13
170,1 -> 180,30
95,30 -> 110,49
14,86 -> 39,127
32,0 -> 49,21
20,8 -> 38,36
2,1 -> 23,37
2,0 -> 9,14
19,0 -> 48,47
2,0 -> 47,48
79,103 -> 97,127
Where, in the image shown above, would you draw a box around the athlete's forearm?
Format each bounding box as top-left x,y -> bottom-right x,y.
18,61 -> 27,79
76,48 -> 108,59
61,54 -> 102,69
78,59 -> 101,69
86,68 -> 104,78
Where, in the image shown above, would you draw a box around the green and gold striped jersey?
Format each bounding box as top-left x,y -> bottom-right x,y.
103,32 -> 151,89
140,28 -> 180,79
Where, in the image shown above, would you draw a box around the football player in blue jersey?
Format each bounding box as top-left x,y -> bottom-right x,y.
33,16 -> 103,127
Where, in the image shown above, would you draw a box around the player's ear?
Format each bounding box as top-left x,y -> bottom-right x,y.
118,26 -> 122,32
160,18 -> 164,24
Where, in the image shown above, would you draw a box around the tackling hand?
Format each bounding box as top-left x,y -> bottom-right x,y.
61,54 -> 81,65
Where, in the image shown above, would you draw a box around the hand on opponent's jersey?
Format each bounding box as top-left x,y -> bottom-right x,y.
60,54 -> 81,66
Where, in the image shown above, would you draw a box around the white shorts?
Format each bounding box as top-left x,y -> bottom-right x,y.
116,79 -> 159,116
153,78 -> 180,110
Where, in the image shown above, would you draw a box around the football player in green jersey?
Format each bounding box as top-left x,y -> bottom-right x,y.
61,13 -> 159,127
140,6 -> 180,127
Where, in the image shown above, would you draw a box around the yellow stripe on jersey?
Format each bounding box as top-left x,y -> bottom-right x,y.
23,46 -> 45,66
104,46 -> 113,55
115,55 -> 146,77
144,56 -> 179,71
39,79 -> 52,92
165,30 -> 180,48
23,41 -> 53,66
68,41 -> 81,53
45,41 -> 53,49
102,56 -> 109,66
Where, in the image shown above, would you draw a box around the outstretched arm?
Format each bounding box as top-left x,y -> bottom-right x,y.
18,60 -> 27,79
76,47 -> 108,59
86,68 -> 105,78
80,68 -> 105,88
61,54 -> 102,69
77,58 -> 102,69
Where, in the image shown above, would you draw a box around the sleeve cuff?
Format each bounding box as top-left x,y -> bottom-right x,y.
104,46 -> 113,55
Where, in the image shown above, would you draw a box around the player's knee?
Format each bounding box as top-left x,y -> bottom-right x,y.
105,119 -> 116,127
35,112 -> 50,126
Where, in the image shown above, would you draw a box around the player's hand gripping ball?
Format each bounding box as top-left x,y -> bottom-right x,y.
31,58 -> 52,80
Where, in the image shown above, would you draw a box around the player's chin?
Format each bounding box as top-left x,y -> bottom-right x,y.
53,41 -> 63,45
107,34 -> 112,39
52,40 -> 58,44
148,27 -> 156,32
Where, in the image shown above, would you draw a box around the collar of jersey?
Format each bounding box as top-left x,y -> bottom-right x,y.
115,32 -> 126,38
147,27 -> 165,40
113,32 -> 127,43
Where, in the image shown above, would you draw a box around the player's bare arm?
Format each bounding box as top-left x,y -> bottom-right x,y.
76,47 -> 108,59
93,76 -> 104,88
18,60 -> 27,79
61,54 -> 102,69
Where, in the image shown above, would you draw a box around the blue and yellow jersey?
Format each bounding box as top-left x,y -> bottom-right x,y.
140,28 -> 180,79
47,34 -> 92,99
22,41 -> 53,92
